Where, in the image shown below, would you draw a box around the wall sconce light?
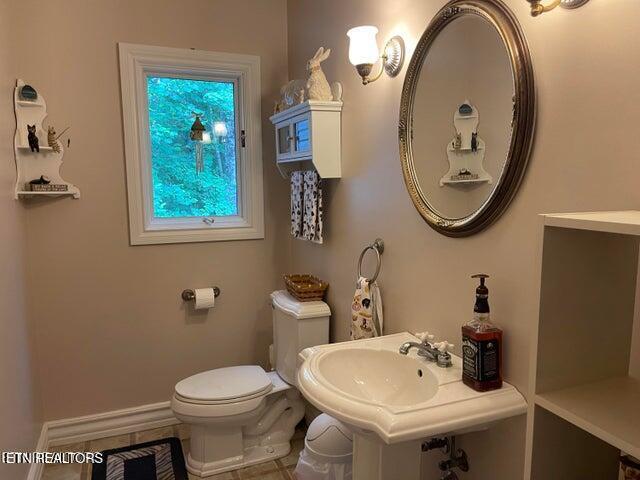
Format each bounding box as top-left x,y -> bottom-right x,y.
347,26 -> 405,85
527,0 -> 590,17
213,121 -> 228,143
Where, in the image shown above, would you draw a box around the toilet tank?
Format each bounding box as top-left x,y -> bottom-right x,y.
271,290 -> 330,385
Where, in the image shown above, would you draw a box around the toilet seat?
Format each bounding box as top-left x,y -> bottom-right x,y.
175,365 -> 273,404
172,370 -> 292,420
173,386 -> 272,406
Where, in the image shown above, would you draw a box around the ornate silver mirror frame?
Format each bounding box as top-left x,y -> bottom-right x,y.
399,0 -> 536,237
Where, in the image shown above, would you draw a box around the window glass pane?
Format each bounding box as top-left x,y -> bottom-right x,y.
146,76 -> 238,218
277,125 -> 291,155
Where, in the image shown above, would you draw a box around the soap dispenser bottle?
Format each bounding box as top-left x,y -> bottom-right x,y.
462,274 -> 503,391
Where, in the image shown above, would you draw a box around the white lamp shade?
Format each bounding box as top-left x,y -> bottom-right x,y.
201,132 -> 212,144
347,26 -> 379,66
213,121 -> 228,138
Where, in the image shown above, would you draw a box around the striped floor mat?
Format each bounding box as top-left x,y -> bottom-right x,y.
91,437 -> 187,480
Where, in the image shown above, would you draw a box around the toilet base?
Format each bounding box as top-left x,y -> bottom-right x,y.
174,377 -> 305,478
186,441 -> 291,477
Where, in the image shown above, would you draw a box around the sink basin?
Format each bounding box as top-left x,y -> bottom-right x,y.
316,348 -> 438,407
298,332 -> 527,445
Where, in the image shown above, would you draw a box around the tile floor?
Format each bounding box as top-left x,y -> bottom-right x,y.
42,423 -> 306,480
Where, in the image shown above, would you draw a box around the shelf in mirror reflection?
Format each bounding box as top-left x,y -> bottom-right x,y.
441,178 -> 491,186
16,145 -> 54,151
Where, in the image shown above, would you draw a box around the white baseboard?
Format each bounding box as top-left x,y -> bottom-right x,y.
27,401 -> 179,480
46,401 -> 178,447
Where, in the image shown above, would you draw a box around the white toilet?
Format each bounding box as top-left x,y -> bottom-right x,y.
171,290 -> 330,477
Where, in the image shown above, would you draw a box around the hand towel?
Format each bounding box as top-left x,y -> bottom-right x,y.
290,171 -> 304,239
370,280 -> 384,336
350,277 -> 384,340
302,170 -> 323,244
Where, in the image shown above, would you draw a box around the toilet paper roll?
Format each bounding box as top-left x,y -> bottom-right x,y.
194,288 -> 216,310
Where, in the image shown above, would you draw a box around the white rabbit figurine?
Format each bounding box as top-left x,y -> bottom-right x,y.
306,47 -> 333,101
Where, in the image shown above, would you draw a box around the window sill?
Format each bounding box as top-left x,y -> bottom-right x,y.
131,223 -> 264,245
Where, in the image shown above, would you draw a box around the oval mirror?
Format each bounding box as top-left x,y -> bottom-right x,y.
399,0 -> 535,236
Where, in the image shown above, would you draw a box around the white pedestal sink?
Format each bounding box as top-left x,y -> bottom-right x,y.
297,332 -> 527,480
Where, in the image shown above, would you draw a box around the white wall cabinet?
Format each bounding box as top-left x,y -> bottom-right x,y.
269,100 -> 342,178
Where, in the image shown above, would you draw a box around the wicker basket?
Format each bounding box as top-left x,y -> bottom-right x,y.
283,274 -> 329,302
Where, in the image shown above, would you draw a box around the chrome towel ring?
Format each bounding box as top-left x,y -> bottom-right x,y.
357,238 -> 385,283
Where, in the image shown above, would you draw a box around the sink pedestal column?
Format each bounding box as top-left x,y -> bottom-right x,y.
352,433 -> 421,480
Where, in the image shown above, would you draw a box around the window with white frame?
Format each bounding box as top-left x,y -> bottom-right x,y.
119,43 -> 263,245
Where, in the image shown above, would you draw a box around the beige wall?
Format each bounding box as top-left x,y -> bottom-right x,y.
13,0 -> 290,420
287,0 -> 640,478
0,1 -> 41,477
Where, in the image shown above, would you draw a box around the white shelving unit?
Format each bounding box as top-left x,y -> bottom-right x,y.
13,79 -> 80,199
269,98 -> 342,179
525,211 -> 640,479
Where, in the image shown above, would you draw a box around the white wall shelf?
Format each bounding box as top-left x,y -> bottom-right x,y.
269,98 -> 342,178
13,79 -> 80,200
16,190 -> 79,198
526,210 -> 640,479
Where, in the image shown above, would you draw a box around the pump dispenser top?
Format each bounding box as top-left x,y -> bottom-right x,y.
472,273 -> 489,294
472,274 -> 490,315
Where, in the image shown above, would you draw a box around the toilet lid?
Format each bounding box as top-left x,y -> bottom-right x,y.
175,365 -> 272,402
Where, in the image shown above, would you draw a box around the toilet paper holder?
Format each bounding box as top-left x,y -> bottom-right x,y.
181,287 -> 221,302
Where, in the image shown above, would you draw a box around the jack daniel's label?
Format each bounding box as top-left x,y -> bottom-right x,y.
462,335 -> 499,382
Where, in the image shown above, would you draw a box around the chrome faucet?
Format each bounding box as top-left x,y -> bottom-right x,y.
399,332 -> 454,368
399,341 -> 439,360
